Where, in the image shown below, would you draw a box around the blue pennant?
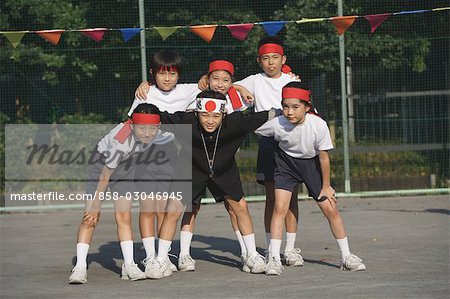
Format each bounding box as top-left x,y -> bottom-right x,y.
262,21 -> 287,36
119,28 -> 143,42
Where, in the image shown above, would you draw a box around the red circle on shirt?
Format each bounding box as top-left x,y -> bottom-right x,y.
205,101 -> 216,112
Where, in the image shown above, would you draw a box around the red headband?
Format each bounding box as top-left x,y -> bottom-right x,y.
209,60 -> 234,75
131,113 -> 160,124
258,43 -> 284,56
158,66 -> 178,73
282,87 -> 311,102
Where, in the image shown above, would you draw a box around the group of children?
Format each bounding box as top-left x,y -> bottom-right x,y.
69,36 -> 365,284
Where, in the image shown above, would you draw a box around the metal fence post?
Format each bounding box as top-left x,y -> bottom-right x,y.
338,0 -> 351,193
138,0 -> 147,82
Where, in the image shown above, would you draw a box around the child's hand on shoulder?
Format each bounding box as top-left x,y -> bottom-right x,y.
135,81 -> 151,101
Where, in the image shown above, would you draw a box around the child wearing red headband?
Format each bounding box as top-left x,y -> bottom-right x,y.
233,36 -> 304,266
69,103 -> 181,283
255,82 -> 366,275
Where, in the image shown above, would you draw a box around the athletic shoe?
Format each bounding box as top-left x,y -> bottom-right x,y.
121,262 -> 146,281
242,252 -> 265,274
265,256 -> 283,275
142,256 -> 155,277
340,253 -> 366,271
69,266 -> 87,284
167,258 -> 178,272
283,248 -> 304,266
178,255 -> 196,272
145,257 -> 173,279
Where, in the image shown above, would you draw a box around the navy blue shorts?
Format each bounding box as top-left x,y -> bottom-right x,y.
274,150 -> 324,201
256,136 -> 278,185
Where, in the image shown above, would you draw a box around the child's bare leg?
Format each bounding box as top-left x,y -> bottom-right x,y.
179,204 -> 200,258
285,185 -> 299,234
156,212 -> 165,235
317,199 -> 346,239
226,197 -> 265,273
224,201 -> 247,257
114,198 -> 135,265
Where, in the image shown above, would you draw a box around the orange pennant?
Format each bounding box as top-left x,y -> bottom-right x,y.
190,25 -> 218,43
36,30 -> 64,45
331,16 -> 357,35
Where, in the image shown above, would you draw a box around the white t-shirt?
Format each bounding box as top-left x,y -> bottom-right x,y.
128,84 -> 200,116
255,113 -> 333,159
235,73 -> 298,112
97,123 -> 175,169
128,84 -> 249,115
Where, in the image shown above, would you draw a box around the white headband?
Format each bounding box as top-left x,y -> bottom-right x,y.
196,98 -> 226,113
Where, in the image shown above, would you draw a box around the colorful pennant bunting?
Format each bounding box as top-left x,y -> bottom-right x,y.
226,23 -> 254,41
0,6 -> 448,47
190,25 -> 218,43
36,29 -> 64,45
154,26 -> 180,41
331,16 -> 358,35
262,21 -> 287,36
119,28 -> 142,42
364,14 -> 392,33
81,28 -> 108,42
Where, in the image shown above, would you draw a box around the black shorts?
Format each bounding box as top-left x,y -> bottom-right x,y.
256,136 -> 278,185
192,169 -> 244,206
274,150 -> 324,201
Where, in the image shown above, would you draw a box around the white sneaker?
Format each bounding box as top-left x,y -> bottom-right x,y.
178,255 -> 196,272
142,256 -> 155,276
265,256 -> 283,275
145,257 -> 173,279
69,266 -> 87,284
242,253 -> 265,274
121,262 -> 146,281
167,257 -> 178,272
283,248 -> 304,266
340,253 -> 366,271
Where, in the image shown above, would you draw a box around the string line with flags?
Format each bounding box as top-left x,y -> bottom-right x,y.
0,7 -> 448,48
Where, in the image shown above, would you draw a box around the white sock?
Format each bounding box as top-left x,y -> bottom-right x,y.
242,233 -> 257,257
75,243 -> 89,268
179,231 -> 193,257
234,230 -> 247,257
120,240 -> 134,265
285,232 -> 296,253
269,239 -> 282,260
336,237 -> 351,260
265,232 -> 271,248
158,239 -> 172,260
142,237 -> 155,259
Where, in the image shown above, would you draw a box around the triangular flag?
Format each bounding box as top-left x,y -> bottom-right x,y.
154,26 -> 180,41
331,16 -> 358,35
119,28 -> 143,42
226,23 -> 254,41
261,21 -> 287,36
190,25 -> 218,43
1,31 -> 28,48
36,30 -> 64,45
81,28 -> 108,42
395,10 -> 429,15
363,14 -> 391,33
296,18 -> 328,24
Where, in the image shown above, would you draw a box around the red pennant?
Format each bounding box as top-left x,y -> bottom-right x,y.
36,30 -> 64,45
190,25 -> 217,43
226,23 -> 254,41
331,16 -> 357,35
81,28 -> 108,42
364,14 -> 391,33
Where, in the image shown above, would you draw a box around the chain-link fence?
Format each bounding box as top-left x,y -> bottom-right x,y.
1,1 -> 449,204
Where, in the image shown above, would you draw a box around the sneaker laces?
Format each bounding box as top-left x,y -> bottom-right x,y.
167,246 -> 178,260
142,256 -> 154,266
